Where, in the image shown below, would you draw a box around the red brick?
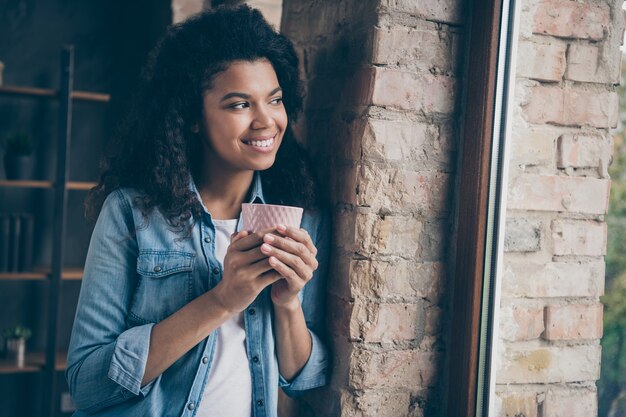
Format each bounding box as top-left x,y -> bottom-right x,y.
350,348 -> 439,389
523,85 -> 618,128
565,42 -> 620,84
517,38 -> 566,82
533,0 -> 610,41
509,127 -> 557,169
543,389 -> 597,417
370,67 -> 456,114
495,391 -> 540,417
356,164 -> 451,214
352,302 -> 422,343
497,345 -> 600,384
343,390 -> 411,417
563,88 -> 619,128
360,119 -> 454,169
380,0 -> 462,24
507,174 -> 610,215
556,133 -> 610,170
356,212 -> 423,257
551,220 -> 607,256
543,303 -> 603,340
349,259 -> 445,302
172,0 -> 204,23
502,258 -> 605,298
372,25 -> 459,74
499,302 -> 545,341
522,85 -> 564,124
336,210 -> 428,258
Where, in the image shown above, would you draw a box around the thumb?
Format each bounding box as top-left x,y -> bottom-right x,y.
231,230 -> 248,243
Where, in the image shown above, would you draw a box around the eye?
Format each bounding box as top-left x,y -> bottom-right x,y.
270,97 -> 283,105
230,102 -> 249,109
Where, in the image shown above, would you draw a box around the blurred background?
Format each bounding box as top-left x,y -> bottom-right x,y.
599,47 -> 626,417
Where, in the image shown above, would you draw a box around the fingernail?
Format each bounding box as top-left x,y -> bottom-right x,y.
262,243 -> 272,252
277,224 -> 287,232
264,234 -> 275,242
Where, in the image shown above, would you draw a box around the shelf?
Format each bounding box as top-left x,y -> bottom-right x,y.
0,180 -> 53,189
67,181 -> 97,190
0,180 -> 96,190
0,268 -> 83,281
0,271 -> 47,280
0,351 -> 67,374
0,85 -> 110,103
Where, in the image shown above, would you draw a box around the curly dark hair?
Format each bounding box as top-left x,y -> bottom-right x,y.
84,5 -> 323,235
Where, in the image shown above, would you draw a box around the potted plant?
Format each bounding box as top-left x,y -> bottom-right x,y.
2,132 -> 35,180
3,325 -> 32,368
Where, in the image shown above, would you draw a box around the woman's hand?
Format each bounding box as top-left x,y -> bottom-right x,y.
212,228 -> 283,314
260,224 -> 319,309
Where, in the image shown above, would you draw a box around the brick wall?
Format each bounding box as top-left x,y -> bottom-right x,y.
495,0 -> 625,415
282,0 -> 464,415
173,0 -> 625,415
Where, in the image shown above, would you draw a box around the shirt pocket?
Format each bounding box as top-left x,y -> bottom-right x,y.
128,250 -> 196,324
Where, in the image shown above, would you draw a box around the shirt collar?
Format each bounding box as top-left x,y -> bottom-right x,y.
188,170 -> 267,216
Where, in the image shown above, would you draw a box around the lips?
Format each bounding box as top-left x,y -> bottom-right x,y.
241,133 -> 277,149
242,133 -> 277,143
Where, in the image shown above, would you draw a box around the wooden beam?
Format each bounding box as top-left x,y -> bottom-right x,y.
446,0 -> 503,416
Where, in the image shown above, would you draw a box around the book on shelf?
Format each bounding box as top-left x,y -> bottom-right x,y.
0,214 -> 9,272
8,214 -> 20,273
0,213 -> 35,273
19,213 -> 34,272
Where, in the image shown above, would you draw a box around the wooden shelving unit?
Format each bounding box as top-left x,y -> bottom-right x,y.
0,268 -> 83,281
0,85 -> 109,102
0,180 -> 97,190
0,46 -> 108,417
0,351 -> 67,374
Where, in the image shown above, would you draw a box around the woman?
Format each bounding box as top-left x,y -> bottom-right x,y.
66,5 -> 331,417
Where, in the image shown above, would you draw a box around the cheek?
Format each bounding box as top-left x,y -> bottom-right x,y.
277,110 -> 288,130
204,116 -> 245,146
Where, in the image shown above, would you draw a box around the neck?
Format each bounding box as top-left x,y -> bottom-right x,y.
194,153 -> 255,219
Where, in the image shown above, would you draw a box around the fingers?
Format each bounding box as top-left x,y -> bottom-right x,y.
262,233 -> 317,270
229,226 -> 277,251
231,230 -> 248,243
266,256 -> 305,290
248,256 -> 275,278
274,225 -> 318,257
260,242 -> 315,281
257,268 -> 284,288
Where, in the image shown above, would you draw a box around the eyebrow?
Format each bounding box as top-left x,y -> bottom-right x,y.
220,87 -> 282,102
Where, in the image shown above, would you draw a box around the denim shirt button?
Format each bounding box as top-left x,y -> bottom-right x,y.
252,356 -> 259,363
202,356 -> 208,364
256,400 -> 264,407
204,237 -> 211,243
248,308 -> 256,315
212,267 -> 220,275
187,402 -> 195,411
153,266 -> 162,273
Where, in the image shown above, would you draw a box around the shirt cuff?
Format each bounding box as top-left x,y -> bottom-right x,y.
108,323 -> 155,396
278,329 -> 329,397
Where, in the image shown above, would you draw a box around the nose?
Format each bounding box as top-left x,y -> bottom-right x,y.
250,103 -> 276,130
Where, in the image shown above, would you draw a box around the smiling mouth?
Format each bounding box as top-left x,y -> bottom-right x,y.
241,135 -> 276,148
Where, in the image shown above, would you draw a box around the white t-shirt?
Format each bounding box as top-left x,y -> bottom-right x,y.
196,218 -> 252,417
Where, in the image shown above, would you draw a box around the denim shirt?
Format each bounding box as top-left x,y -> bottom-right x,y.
66,171 -> 331,417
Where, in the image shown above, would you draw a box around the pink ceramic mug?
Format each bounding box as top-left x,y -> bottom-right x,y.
241,203 -> 303,233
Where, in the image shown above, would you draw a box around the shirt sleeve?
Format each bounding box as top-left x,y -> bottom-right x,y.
278,207 -> 332,397
65,189 -> 157,414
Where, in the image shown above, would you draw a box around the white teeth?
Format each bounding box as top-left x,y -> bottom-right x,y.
247,138 -> 274,148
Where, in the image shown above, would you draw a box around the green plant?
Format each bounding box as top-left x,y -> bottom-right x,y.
2,132 -> 34,156
2,325 -> 32,340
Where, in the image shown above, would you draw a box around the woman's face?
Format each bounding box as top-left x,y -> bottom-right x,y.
199,59 -> 288,173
